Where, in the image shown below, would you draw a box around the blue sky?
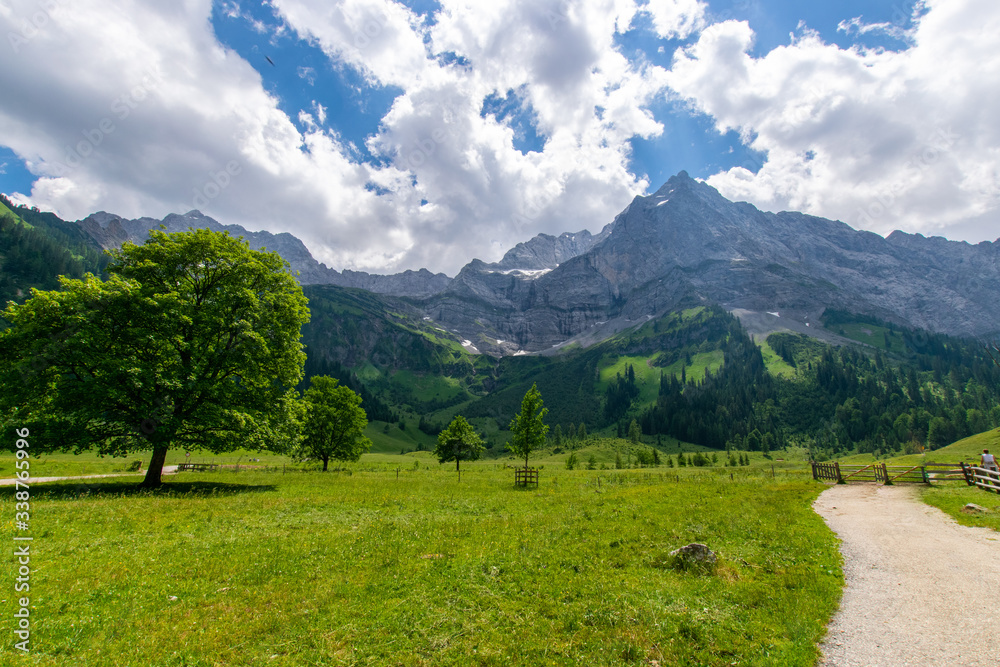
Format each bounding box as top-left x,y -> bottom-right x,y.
0,0 -> 996,274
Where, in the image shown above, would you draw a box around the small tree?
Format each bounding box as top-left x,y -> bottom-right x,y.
297,376 -> 371,471
508,384 -> 548,469
628,419 -> 641,445
565,452 -> 579,470
586,454 -> 597,470
552,424 -> 563,448
435,415 -> 485,480
578,422 -> 587,441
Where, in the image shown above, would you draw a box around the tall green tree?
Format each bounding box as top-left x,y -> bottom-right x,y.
0,228 -> 309,486
435,415 -> 485,479
628,419 -> 642,445
508,383 -> 548,469
297,376 -> 372,471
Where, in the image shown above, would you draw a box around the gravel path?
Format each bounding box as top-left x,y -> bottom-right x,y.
0,465 -> 179,486
813,484 -> 1000,667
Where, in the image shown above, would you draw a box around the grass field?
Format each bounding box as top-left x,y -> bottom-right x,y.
1,463 -> 842,666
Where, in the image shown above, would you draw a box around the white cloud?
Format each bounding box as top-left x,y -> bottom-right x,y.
0,0 -> 708,274
664,0 -> 1000,242
640,0 -> 707,39
297,65 -> 316,85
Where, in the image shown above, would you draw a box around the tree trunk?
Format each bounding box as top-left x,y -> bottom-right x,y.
141,446 -> 169,487
322,456 -> 329,472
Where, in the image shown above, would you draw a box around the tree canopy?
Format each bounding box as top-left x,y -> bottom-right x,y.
296,375 -> 371,470
508,383 -> 548,469
434,415 -> 485,478
0,228 -> 309,486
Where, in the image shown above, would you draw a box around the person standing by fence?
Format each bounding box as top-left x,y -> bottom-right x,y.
981,449 -> 998,472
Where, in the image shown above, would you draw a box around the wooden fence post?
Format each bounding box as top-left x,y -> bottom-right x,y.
834,461 -> 843,484
960,462 -> 973,486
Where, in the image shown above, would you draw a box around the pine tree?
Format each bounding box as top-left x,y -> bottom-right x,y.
628,419 -> 641,445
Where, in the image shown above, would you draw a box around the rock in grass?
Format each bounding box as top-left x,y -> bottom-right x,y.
669,543 -> 717,573
962,503 -> 988,514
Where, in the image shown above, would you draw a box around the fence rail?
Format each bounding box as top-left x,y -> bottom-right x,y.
962,464 -> 1000,493
812,461 -> 973,486
176,462 -> 218,472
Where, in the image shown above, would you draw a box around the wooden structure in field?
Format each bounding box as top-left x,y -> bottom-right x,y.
962,464 -> 1000,493
514,468 -> 538,487
811,461 -> 970,485
176,462 -> 218,472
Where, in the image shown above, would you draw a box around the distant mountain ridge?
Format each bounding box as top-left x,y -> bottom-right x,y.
419,172 -> 1000,352
76,210 -> 452,298
25,171 -> 1000,355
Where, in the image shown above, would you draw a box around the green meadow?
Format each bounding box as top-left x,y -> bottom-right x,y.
1,462 -> 842,666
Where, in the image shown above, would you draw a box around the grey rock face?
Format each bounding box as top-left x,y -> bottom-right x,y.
420,171 -> 1000,352
75,210 -> 452,298
494,225 -> 612,271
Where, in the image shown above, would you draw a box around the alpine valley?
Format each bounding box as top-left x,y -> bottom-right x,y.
2,171 -> 999,458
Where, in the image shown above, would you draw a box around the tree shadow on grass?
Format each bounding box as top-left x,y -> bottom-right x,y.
29,479 -> 278,501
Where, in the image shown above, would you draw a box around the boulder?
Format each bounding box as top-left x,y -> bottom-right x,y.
669,543 -> 718,573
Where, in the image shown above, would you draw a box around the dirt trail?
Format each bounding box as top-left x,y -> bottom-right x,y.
813,484 -> 1000,667
0,465 -> 179,486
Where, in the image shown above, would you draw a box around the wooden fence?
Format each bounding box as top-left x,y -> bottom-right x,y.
961,464 -> 1000,493
176,462 -> 218,472
514,468 -> 539,487
812,461 -> 971,485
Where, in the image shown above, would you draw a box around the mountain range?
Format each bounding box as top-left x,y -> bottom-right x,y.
51,171 -> 1000,357
3,177 -> 1000,455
